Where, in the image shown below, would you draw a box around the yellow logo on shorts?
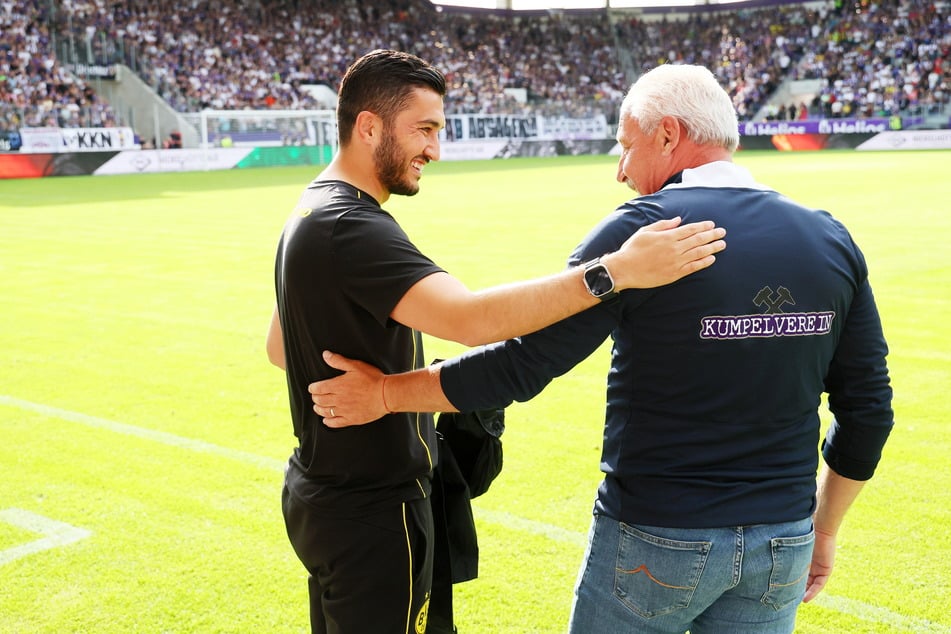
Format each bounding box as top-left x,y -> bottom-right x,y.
414,592 -> 430,634
294,206 -> 312,217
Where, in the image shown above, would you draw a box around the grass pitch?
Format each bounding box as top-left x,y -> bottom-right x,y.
1,151 -> 949,633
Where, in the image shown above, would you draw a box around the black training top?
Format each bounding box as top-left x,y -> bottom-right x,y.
274,180 -> 443,516
440,162 -> 894,529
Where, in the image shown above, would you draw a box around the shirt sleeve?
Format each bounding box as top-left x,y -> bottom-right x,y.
821,277 -> 894,480
334,208 -> 443,326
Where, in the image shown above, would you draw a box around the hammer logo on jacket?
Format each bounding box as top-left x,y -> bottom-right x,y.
753,285 -> 794,313
699,286 -> 835,340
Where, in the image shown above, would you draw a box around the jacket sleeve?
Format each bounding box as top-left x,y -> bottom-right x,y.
440,299 -> 620,412
821,278 -> 894,480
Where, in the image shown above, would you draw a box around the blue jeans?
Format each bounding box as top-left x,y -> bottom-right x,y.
567,514 -> 814,634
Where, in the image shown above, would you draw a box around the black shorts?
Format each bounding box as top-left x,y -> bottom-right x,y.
282,484 -> 435,634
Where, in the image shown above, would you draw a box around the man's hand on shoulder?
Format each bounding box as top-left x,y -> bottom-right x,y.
606,217 -> 726,290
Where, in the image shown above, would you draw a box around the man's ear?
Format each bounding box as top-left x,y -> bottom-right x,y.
658,115 -> 683,153
354,110 -> 381,145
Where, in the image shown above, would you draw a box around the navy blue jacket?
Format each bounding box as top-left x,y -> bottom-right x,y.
440,162 -> 893,528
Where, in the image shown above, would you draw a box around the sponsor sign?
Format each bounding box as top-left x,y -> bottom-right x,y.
856,129 -> 951,151
18,127 -> 140,153
538,115 -> 610,140
93,148 -> 252,175
439,140 -> 509,161
739,118 -> 894,136
444,114 -> 610,141
444,114 -> 538,141
64,63 -> 118,79
16,127 -> 62,152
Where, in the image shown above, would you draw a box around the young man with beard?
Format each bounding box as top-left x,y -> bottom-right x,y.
266,50 -> 726,634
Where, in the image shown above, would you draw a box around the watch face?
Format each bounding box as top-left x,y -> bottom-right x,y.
585,263 -> 615,297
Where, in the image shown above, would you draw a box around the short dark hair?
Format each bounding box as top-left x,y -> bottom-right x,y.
336,49 -> 447,146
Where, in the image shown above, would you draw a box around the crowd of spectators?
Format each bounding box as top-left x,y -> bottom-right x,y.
616,0 -> 948,121
435,7 -> 627,118
1,0 -> 118,131
615,3 -> 823,120
1,0 -> 948,134
44,0 -> 627,117
794,0 -> 948,119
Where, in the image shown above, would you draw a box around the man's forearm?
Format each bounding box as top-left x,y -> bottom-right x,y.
458,264 -> 609,345
393,219 -> 725,347
384,364 -> 458,414
461,219 -> 725,344
266,305 -> 286,369
813,465 -> 866,537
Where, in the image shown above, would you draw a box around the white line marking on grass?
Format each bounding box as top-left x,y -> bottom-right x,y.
3,394 -> 946,632
475,507 -> 587,548
811,594 -> 951,633
0,509 -> 92,566
0,395 -> 285,472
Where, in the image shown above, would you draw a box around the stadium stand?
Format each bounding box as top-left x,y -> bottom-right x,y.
793,0 -> 949,119
1,0 -> 948,137
1,0 -> 119,131
614,2 -> 823,120
615,0 -> 948,122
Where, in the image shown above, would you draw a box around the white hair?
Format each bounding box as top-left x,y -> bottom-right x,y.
619,64 -> 740,152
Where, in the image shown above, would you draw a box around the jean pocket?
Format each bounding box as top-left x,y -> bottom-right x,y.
613,523 -> 711,618
762,529 -> 815,611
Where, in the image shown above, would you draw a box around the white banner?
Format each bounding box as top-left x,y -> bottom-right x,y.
15,127 -> 61,152
538,115 -> 610,140
438,140 -> 509,161
856,129 -> 951,151
444,114 -> 610,142
93,148 -> 253,175
19,127 -> 140,153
